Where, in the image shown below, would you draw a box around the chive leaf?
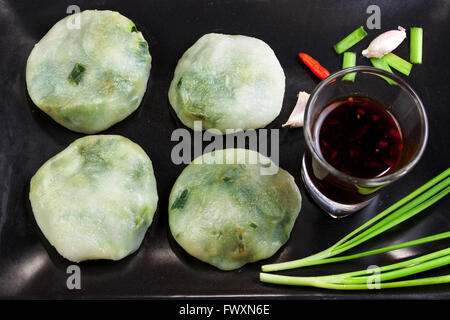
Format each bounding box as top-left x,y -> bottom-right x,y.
266,231 -> 450,269
383,53 -> 412,76
171,189 -> 191,210
333,168 -> 450,249
333,26 -> 368,54
410,27 -> 423,64
249,222 -> 258,229
67,63 -> 86,85
341,52 -> 356,82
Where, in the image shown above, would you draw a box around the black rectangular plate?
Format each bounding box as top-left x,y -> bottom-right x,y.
0,0 -> 449,299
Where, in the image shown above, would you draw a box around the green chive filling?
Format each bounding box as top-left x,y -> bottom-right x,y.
171,189 -> 191,210
67,63 -> 86,85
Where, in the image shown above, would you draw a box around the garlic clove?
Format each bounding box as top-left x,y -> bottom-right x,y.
362,26 -> 406,58
282,91 -> 310,128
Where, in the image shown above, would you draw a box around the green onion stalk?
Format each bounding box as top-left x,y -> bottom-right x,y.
260,168 -> 450,290
262,168 -> 450,272
341,52 -> 357,82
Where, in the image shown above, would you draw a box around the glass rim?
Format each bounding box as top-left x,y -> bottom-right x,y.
303,65 -> 429,186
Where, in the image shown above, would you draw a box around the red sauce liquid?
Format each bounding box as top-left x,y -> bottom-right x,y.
317,96 -> 403,179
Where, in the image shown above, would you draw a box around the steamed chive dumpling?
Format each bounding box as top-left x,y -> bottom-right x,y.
168,149 -> 301,270
168,33 -> 285,132
26,10 -> 151,133
29,135 -> 158,262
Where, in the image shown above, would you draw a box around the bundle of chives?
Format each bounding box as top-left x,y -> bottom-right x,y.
260,249 -> 450,290
260,168 -> 450,289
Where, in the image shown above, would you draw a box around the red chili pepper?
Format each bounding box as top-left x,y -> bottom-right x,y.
298,53 -> 331,80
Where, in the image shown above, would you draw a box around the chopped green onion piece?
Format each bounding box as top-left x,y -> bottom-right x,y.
341,52 -> 356,82
67,63 -> 86,85
131,25 -> 138,32
370,57 -> 397,85
333,26 -> 368,54
383,53 -> 412,76
410,27 -> 423,64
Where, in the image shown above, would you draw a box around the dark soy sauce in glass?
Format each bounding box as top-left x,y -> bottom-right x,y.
316,96 -> 403,179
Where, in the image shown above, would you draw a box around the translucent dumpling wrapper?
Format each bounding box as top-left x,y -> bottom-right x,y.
168,33 -> 285,133
26,10 -> 152,133
168,148 -> 302,270
29,135 -> 159,262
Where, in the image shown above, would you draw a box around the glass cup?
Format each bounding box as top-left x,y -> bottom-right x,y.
302,66 -> 428,218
